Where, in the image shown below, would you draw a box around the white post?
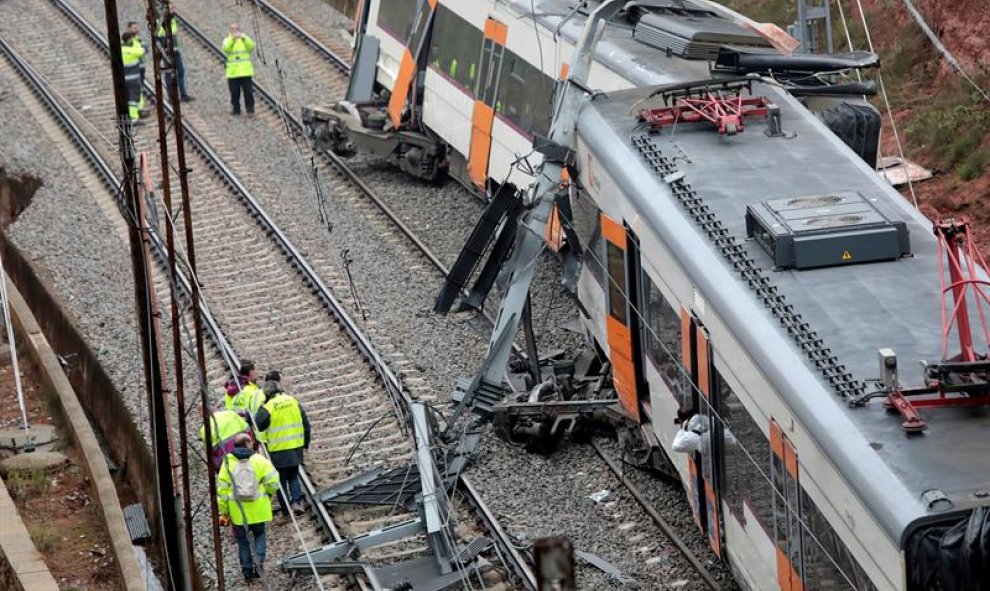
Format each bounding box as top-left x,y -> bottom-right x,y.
0,249 -> 32,452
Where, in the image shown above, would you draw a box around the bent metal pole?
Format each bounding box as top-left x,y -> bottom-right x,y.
0,248 -> 31,452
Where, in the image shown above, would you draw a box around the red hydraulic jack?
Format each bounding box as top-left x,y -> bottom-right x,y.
886,218 -> 990,432
639,79 -> 771,136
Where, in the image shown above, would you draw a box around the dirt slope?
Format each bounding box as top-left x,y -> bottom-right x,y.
724,0 -> 990,248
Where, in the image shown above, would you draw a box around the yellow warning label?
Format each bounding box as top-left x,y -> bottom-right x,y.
841,250 -> 852,261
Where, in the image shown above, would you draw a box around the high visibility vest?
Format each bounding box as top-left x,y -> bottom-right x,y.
225,382 -> 265,415
199,410 -> 249,449
122,42 -> 145,82
222,35 -> 255,79
156,16 -> 180,51
262,394 -> 304,452
217,452 -> 279,525
127,36 -> 145,66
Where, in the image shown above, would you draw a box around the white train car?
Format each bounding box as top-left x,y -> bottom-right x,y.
305,2 -> 990,590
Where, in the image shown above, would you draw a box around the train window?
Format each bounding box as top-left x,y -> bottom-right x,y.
800,490 -> 878,591
427,5 -> 482,93
606,242 -> 627,325
772,423 -> 805,590
644,278 -> 688,402
571,196 -> 604,287
376,0 -> 420,43
719,375 -> 773,530
495,52 -> 555,137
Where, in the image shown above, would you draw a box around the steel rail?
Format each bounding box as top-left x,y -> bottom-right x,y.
172,11 -> 521,354
38,2 -> 535,589
459,475 -> 538,591
592,440 -> 722,591
253,0 -> 352,73
168,10 -> 537,588
48,0 -> 411,423
2,16 -> 370,587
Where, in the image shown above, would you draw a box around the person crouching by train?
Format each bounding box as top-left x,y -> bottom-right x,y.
254,371 -> 311,518
200,409 -> 252,469
226,360 -> 267,442
217,433 -> 280,582
222,23 -> 256,115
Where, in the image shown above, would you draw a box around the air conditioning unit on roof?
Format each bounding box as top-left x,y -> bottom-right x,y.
746,191 -> 910,270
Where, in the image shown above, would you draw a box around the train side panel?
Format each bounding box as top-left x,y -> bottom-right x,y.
579,137 -> 904,591
364,0 -> 405,90
422,68 -> 473,158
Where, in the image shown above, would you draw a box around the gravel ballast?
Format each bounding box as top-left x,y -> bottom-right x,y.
5,0 -> 741,588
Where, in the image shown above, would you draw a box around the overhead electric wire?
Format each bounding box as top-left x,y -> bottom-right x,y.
848,0 -> 919,208
899,0 -> 990,105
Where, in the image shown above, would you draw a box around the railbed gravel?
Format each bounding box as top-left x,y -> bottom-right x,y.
0,32 -> 244,586
19,0 -> 739,588
0,68 -> 146,435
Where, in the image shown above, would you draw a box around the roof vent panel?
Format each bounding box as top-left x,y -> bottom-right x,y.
745,190 -> 911,270
633,5 -> 771,60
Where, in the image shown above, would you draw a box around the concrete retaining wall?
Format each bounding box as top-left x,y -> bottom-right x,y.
0,477 -> 58,591
1,235 -> 149,591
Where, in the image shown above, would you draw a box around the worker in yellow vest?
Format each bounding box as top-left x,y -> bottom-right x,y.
217,433 -> 279,582
125,22 -> 150,112
225,361 -> 266,415
199,409 -> 251,470
155,4 -> 194,102
222,23 -> 255,115
254,371 -> 310,517
121,32 -> 145,124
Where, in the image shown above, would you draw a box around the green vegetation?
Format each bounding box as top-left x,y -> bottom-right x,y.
724,1 -> 990,182
28,523 -> 60,555
904,81 -> 990,180
5,467 -> 51,499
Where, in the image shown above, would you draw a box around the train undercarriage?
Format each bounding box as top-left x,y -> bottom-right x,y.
302,101 -> 447,181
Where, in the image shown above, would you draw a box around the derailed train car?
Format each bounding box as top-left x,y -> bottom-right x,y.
307,0 -> 878,191
306,1 -> 990,590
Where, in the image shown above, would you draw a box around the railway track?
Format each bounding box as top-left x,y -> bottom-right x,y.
0,1 -> 532,589
1,0 -> 729,587
175,4 -> 729,589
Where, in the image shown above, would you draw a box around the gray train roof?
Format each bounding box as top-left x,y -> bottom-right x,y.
520,1 -> 990,542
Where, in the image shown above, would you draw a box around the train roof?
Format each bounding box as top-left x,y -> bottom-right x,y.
514,0 -> 990,542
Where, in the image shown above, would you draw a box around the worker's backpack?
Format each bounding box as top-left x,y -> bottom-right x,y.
230,458 -> 261,501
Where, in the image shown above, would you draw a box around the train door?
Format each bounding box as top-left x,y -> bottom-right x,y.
771,420 -> 804,591
467,18 -> 507,188
681,311 -> 725,556
600,213 -> 647,422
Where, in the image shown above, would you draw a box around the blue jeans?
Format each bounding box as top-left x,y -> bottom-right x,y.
234,523 -> 267,578
276,465 -> 302,514
164,50 -> 189,99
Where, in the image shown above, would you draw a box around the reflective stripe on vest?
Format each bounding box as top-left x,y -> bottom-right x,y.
122,44 -> 144,80
223,36 -> 254,78
263,394 -> 304,452
219,453 -> 277,525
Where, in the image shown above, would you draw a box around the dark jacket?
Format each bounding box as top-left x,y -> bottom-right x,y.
254,394 -> 310,469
